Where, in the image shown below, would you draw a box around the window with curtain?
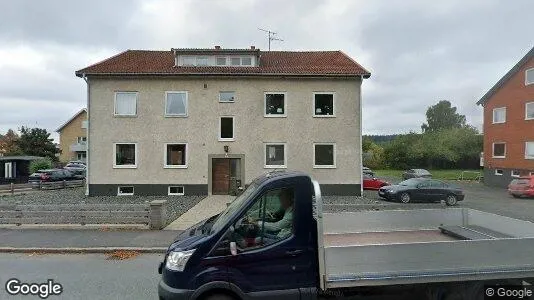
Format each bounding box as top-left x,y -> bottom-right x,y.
114,92 -> 137,116
166,92 -> 188,116
526,142 -> 534,159
265,144 -> 286,168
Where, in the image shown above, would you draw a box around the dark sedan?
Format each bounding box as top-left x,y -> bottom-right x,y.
402,168 -> 432,180
378,178 -> 464,206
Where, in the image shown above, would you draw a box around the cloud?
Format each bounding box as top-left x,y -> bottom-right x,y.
0,0 -> 532,139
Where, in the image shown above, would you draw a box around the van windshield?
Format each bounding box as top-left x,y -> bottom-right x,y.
210,183 -> 258,234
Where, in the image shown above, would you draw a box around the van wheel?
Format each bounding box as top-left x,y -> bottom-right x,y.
399,192 -> 411,203
445,194 -> 458,206
205,294 -> 235,300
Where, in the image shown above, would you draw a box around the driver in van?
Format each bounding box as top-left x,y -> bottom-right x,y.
256,188 -> 294,243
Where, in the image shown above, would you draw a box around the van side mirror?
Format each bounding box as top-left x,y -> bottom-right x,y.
230,241 -> 237,256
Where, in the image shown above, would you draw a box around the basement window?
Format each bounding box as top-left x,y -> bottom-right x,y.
511,170 -> 521,177
265,93 -> 286,117
165,144 -> 187,168
117,186 -> 134,196
314,93 -> 335,116
495,169 -> 503,176
168,186 -> 185,196
492,143 -> 506,158
219,117 -> 234,141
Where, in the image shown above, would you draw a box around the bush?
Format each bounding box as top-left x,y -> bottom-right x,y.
29,158 -> 53,173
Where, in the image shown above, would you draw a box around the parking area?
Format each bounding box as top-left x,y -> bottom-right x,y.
363,177 -> 534,222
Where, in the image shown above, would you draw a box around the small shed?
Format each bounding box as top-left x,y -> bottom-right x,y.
0,156 -> 44,184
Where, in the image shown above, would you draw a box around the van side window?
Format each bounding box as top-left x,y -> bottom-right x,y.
210,187 -> 295,256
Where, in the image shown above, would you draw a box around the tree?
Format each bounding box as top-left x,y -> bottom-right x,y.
421,100 -> 467,132
17,127 -> 59,160
29,158 -> 53,173
0,129 -> 22,155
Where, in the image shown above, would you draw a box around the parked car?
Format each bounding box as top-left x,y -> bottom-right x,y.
402,168 -> 432,180
378,178 -> 464,206
68,160 -> 86,166
508,176 -> 534,198
362,166 -> 375,177
29,169 -> 75,186
363,173 -> 390,190
65,162 -> 86,170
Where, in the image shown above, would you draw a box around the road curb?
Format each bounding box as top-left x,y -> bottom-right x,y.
0,247 -> 167,254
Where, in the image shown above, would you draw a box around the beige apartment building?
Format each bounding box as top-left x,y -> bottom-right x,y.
75,47 -> 370,196
56,108 -> 87,163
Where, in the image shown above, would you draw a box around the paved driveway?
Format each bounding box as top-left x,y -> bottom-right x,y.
364,177 -> 534,222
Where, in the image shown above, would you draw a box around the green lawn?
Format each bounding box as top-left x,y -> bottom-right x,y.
373,169 -> 483,180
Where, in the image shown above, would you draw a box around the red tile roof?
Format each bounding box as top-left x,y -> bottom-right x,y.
75,50 -> 370,78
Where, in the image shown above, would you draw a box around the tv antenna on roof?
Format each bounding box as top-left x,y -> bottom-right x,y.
258,28 -> 283,51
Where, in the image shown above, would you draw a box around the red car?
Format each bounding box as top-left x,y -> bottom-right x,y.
363,173 -> 390,190
508,176 -> 534,198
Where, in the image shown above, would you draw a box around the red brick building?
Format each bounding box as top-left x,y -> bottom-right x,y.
477,46 -> 534,187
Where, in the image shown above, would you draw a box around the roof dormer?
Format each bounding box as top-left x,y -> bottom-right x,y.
172,46 -> 260,67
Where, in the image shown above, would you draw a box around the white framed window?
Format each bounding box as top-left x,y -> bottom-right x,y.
526,102 -> 534,120
77,136 -> 87,143
492,107 -> 506,124
313,92 -> 335,117
241,57 -> 252,66
164,143 -> 187,168
230,57 -> 241,66
118,186 -> 134,196
264,143 -> 286,168
168,186 -> 185,196
526,142 -> 534,159
264,92 -> 287,117
219,116 -> 235,141
216,57 -> 227,66
114,92 -> 137,116
526,68 -> 534,85
511,170 -> 521,177
495,169 -> 503,176
492,143 -> 506,158
163,143 -> 187,169
197,56 -> 209,66
530,172 -> 534,176
165,91 -> 188,117
313,143 -> 336,168
114,143 -> 137,168
182,56 -> 196,66
219,91 -> 235,103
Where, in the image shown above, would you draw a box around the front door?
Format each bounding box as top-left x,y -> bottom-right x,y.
212,159 -> 230,194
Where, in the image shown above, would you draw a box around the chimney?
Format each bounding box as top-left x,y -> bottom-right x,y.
214,45 -> 221,50
251,46 -> 255,50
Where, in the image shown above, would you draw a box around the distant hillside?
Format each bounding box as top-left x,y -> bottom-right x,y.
364,134 -> 398,144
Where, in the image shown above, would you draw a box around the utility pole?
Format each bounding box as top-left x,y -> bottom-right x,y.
258,28 -> 283,51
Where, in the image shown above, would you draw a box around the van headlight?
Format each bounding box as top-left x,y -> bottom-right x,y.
165,249 -> 195,272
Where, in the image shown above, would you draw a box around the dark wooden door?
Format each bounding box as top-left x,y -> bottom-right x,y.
212,159 -> 230,194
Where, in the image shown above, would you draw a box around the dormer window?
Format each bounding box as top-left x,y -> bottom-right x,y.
241,57 -> 252,66
182,56 -> 196,66
231,57 -> 241,66
216,57 -> 227,66
197,57 -> 209,66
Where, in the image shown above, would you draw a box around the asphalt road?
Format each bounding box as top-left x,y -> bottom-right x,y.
0,254 -> 417,300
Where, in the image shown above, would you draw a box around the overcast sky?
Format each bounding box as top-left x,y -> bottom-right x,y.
0,0 -> 532,140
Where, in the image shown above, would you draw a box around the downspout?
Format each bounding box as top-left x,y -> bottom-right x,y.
82,74 -> 90,196
359,75 -> 364,196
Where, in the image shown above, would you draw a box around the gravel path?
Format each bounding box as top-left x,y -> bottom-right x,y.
0,187 -> 204,226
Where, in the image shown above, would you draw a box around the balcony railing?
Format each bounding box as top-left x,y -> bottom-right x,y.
70,142 -> 87,152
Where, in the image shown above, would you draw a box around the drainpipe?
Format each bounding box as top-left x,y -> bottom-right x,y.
83,73 -> 90,196
359,75 -> 364,197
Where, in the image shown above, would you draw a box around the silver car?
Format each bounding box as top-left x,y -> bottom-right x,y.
402,168 -> 432,180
